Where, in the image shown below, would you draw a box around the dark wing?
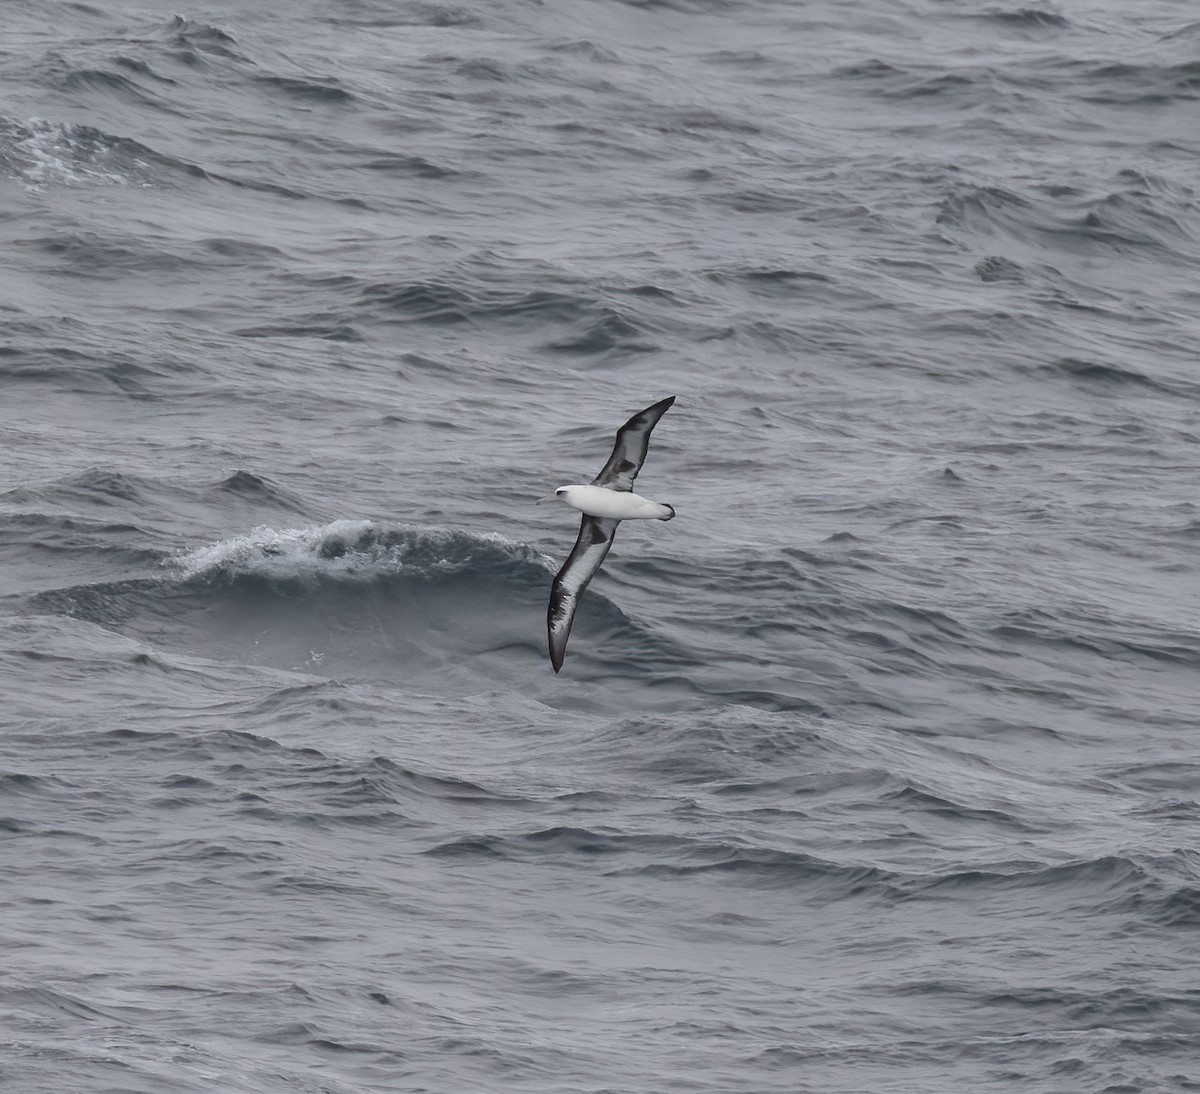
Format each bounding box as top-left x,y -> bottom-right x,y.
590,396 -> 675,492
548,516 -> 619,673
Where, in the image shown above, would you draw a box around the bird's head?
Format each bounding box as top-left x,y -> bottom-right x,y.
537,486 -> 572,505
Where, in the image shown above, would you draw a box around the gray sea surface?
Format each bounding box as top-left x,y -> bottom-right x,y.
3,1 -> 1200,1091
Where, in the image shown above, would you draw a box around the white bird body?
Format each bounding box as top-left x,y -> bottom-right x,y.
552,484 -> 674,522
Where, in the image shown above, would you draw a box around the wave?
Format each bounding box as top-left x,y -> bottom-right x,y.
900,850 -> 1200,928
356,278 -> 660,353
25,521 -> 683,687
160,15 -> 245,62
172,520 -> 547,584
17,228 -> 286,282
0,112 -> 323,202
1061,58 -> 1200,106
239,266 -> 689,354
0,116 -> 196,190
968,8 -> 1070,29
253,74 -> 356,104
1,469 -> 307,532
937,175 -> 1198,262
424,824 -> 902,895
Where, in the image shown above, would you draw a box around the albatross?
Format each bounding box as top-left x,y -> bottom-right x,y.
539,396 -> 676,672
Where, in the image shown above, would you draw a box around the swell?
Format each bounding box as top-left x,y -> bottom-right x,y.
290,274 -> 675,355
170,520 -> 552,585
425,826 -> 900,897
0,116 -> 206,189
0,471 -> 310,580
936,175 -> 1198,263
22,521 -> 686,685
898,851 -> 1200,928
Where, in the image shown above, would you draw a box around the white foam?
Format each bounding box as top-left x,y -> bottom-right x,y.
171,520 -> 538,583
1,117 -> 132,191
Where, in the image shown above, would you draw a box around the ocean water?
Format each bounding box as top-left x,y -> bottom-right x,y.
3,0 -> 1200,1090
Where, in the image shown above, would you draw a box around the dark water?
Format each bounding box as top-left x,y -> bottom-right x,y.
3,1 -> 1200,1090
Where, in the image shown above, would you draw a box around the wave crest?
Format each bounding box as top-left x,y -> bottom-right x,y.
172,520 -> 547,585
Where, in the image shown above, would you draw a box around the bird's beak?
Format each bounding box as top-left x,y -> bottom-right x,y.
536,493 -> 559,505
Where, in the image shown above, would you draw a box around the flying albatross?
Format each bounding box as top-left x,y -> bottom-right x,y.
539,396 -> 676,672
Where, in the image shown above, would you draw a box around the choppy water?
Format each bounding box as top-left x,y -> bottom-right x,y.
3,1 -> 1200,1091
